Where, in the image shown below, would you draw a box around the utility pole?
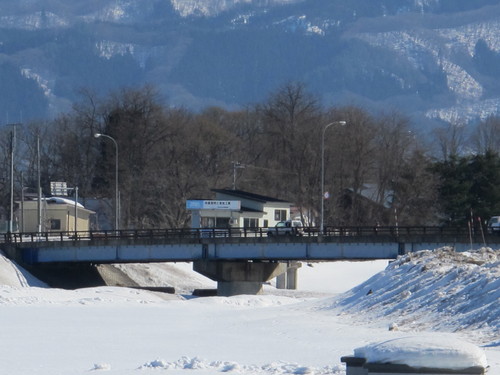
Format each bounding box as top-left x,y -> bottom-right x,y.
74,186 -> 78,237
9,127 -> 15,233
20,172 -> 25,233
37,135 -> 42,234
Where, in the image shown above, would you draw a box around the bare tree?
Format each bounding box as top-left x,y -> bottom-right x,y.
96,85 -> 171,228
372,112 -> 414,224
471,116 -> 500,154
255,82 -> 322,220
0,82 -> 445,231
432,120 -> 467,160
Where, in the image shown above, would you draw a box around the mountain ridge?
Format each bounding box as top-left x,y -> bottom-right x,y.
2,0 -> 500,128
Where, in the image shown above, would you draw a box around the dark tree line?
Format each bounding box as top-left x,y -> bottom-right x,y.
2,83 -> 500,230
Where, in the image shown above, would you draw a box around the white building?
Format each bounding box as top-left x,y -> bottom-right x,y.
187,189 -> 293,229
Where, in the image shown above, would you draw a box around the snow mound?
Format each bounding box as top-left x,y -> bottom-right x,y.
190,294 -> 303,308
0,285 -> 181,306
0,252 -> 47,288
326,247 -> 500,344
139,356 -> 343,374
354,336 -> 487,370
91,363 -> 111,371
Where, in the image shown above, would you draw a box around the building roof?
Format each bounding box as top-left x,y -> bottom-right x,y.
240,206 -> 264,213
345,184 -> 393,209
212,189 -> 290,203
20,197 -> 95,214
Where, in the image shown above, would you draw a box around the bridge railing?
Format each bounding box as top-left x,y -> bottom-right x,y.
0,225 -> 487,244
0,227 -> 271,243
326,226 -> 470,237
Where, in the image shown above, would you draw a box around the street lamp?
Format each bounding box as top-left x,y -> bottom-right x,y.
9,128 -> 15,233
6,123 -> 21,233
94,133 -> 119,231
320,121 -> 346,233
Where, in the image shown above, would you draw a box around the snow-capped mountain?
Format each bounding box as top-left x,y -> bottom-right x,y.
3,0 -> 500,128
170,0 -> 305,18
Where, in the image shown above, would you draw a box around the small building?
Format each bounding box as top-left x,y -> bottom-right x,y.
339,184 -> 393,225
16,197 -> 95,233
187,189 -> 293,229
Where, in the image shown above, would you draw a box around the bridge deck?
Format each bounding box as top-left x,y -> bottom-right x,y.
1,226 -> 498,265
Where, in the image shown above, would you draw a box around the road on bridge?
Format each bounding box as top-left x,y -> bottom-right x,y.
1,226 -> 498,265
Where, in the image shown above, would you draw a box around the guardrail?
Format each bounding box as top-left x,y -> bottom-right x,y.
0,225 -> 491,244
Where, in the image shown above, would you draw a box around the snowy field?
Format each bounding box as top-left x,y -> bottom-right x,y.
0,247 -> 498,375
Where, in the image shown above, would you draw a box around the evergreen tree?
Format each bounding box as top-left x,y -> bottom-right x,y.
432,152 -> 500,225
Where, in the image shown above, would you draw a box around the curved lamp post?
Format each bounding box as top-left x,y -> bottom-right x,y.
94,133 -> 119,231
320,121 -> 346,233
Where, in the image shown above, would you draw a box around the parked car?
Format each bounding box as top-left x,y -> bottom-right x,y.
198,228 -> 231,238
487,216 -> 500,234
267,220 -> 303,237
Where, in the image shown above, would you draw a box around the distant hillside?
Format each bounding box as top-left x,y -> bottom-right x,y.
3,0 -> 500,128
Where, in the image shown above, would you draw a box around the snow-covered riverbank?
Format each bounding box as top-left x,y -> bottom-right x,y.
0,247 -> 498,374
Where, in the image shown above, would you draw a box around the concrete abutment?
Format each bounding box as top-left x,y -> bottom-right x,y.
193,260 -> 288,296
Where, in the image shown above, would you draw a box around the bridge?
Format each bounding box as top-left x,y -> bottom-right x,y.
1,226 -> 498,296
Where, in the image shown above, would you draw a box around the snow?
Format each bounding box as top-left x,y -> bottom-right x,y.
44,196 -> 85,208
354,336 -> 488,369
0,247 -> 498,375
329,247 -> 500,343
170,0 -> 303,18
354,21 -> 500,124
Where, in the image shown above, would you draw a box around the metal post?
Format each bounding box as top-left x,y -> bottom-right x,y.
9,128 -> 15,233
74,186 -> 78,237
21,173 -> 25,233
320,121 -> 346,233
115,146 -> 118,230
94,133 -> 119,231
37,135 -> 42,234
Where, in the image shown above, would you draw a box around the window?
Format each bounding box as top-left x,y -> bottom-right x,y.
216,217 -> 230,227
201,217 -> 215,228
263,220 -> 268,228
243,218 -> 258,228
274,209 -> 287,221
201,217 -> 230,228
50,219 -> 61,230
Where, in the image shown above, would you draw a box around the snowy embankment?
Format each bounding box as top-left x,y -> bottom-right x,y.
0,247 -> 498,375
326,247 -> 500,345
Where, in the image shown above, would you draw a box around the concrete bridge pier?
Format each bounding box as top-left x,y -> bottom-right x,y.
193,260 -> 288,296
276,261 -> 301,290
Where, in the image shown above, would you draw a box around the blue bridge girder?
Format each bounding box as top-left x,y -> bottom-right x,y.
1,226 -> 498,266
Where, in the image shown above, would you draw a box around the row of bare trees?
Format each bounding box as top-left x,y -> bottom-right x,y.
1,83 -> 500,230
